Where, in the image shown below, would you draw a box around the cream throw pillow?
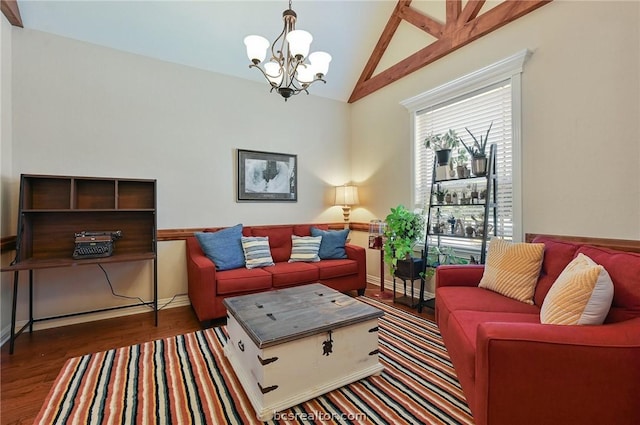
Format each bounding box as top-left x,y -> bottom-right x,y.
540,253 -> 613,325
241,236 -> 275,269
288,235 -> 322,263
479,238 -> 544,304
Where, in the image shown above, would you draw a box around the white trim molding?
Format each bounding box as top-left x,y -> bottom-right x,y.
401,49 -> 532,112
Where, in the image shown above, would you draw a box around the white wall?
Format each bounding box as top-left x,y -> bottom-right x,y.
12,29 -> 352,229
1,28 -> 352,334
351,0 -> 640,242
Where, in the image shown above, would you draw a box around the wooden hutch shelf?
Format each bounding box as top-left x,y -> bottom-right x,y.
2,174 -> 158,354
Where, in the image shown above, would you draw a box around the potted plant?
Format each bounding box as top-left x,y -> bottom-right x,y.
454,148 -> 469,178
433,188 -> 448,204
383,205 -> 425,277
459,121 -> 492,176
424,129 -> 460,166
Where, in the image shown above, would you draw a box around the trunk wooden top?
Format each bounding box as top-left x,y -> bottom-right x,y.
223,283 -> 383,348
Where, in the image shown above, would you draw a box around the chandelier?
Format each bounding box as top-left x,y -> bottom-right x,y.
243,0 -> 331,100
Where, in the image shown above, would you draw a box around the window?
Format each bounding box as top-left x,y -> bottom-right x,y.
402,49 -> 530,244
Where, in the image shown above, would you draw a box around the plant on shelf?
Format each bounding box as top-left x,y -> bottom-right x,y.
424,129 -> 460,165
459,122 -> 492,176
433,188 -> 448,204
383,205 -> 425,276
424,246 -> 469,278
454,148 -> 470,178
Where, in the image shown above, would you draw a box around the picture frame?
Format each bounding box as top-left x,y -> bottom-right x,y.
237,149 -> 297,202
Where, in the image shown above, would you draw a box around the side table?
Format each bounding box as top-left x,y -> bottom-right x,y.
392,257 -> 425,309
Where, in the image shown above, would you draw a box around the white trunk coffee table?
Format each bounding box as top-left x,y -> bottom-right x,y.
223,283 -> 384,421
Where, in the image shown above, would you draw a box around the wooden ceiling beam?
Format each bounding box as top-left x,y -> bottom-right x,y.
397,4 -> 443,38
1,0 -> 23,27
445,0 -> 462,31
350,0 -> 412,91
348,0 -> 552,103
458,0 -> 486,26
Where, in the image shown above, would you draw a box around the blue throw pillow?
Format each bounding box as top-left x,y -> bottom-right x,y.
194,224 -> 245,271
310,227 -> 349,259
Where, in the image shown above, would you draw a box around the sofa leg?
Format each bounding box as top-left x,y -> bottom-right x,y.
357,288 -> 365,296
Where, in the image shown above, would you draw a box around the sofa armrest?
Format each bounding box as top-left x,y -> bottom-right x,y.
474,318 -> 640,425
435,264 -> 485,289
345,243 -> 367,289
185,237 -> 218,320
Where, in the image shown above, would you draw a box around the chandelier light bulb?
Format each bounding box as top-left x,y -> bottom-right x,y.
244,35 -> 270,64
309,51 -> 331,77
286,30 -> 312,60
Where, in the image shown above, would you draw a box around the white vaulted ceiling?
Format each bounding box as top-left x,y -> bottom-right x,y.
16,0 -> 397,102
9,1 -> 550,102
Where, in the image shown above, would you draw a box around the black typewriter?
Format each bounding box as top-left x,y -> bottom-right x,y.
72,230 -> 122,259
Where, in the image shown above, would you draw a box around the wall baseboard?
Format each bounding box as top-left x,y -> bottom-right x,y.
0,294 -> 191,348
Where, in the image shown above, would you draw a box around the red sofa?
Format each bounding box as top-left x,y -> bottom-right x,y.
186,224 -> 366,323
435,234 -> 640,425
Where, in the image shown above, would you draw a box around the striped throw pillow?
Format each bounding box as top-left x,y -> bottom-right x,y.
288,235 -> 322,263
479,238 -> 545,304
241,236 -> 275,269
540,253 -> 613,325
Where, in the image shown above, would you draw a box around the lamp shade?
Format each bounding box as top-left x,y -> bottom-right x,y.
309,51 -> 331,76
286,30 -> 312,59
296,64 -> 315,83
264,61 -> 284,85
244,35 -> 270,63
335,185 -> 359,206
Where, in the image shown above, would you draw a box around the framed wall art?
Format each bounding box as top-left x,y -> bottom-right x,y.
237,149 -> 297,202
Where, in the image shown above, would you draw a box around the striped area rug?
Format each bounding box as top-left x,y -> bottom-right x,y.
35,297 -> 473,424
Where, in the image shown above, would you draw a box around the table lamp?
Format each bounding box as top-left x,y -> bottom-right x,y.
335,185 -> 359,227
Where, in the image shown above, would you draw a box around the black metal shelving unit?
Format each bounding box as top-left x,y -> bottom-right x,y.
420,144 -> 498,312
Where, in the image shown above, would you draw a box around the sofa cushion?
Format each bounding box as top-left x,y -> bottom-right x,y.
267,262 -> 320,287
215,267 -> 272,295
252,226 -> 293,263
241,236 -> 275,269
315,259 -> 358,279
194,224 -> 245,271
311,227 -> 349,259
288,235 -> 322,263
479,238 -> 544,305
540,253 -> 614,325
576,245 -> 640,323
532,237 -> 581,306
293,224 -> 328,236
436,286 -> 541,334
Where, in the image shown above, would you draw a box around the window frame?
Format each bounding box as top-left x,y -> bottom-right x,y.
401,49 -> 531,242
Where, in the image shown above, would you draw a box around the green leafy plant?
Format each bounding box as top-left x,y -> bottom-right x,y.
423,129 -> 460,151
459,121 -> 492,158
383,205 -> 425,276
454,147 -> 469,165
423,246 -> 469,278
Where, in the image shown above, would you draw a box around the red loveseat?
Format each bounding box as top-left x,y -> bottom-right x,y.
186,223 -> 366,323
435,234 -> 640,425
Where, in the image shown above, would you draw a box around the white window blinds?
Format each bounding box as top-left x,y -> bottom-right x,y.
414,80 -> 513,240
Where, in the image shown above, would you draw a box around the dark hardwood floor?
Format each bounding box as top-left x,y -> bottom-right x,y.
0,284 -> 434,425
